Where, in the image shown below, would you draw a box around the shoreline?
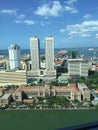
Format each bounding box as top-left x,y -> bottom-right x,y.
2,107 -> 96,111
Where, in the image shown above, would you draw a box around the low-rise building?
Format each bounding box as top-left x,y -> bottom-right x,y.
13,84 -> 86,102
0,87 -> 6,97
77,83 -> 90,101
0,70 -> 27,86
12,82 -> 90,102
12,86 -> 23,102
58,76 -> 68,84
52,84 -> 81,101
0,93 -> 12,106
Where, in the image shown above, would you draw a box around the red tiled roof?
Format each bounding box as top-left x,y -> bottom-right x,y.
14,84 -> 79,93
52,84 -> 79,93
69,84 -> 79,93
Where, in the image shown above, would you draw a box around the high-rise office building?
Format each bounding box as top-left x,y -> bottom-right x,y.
28,36 -> 56,78
45,36 -> 56,77
8,44 -> 21,70
45,36 -> 54,70
30,36 -> 40,70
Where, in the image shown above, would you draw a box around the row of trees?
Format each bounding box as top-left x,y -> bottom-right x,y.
33,96 -> 70,108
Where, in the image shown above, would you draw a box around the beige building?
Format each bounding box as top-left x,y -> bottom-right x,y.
0,87 -> 6,97
28,36 -> 56,78
45,36 -> 56,77
30,36 -> 40,71
27,69 -> 56,79
52,84 -> 81,101
0,70 -> 27,86
0,93 -> 12,106
77,83 -> 90,101
12,86 -> 23,102
68,59 -> 89,77
13,84 -> 85,102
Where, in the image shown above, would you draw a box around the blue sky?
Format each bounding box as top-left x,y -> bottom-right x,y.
0,0 -> 98,49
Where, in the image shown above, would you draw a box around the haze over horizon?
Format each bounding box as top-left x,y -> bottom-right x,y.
0,0 -> 98,49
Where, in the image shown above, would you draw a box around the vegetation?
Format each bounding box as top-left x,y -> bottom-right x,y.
32,96 -> 70,108
57,66 -> 68,74
4,84 -> 19,90
27,78 -> 43,86
45,96 -> 69,108
68,50 -> 79,59
69,71 -> 98,89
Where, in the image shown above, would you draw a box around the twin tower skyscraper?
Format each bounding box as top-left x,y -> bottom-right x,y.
8,36 -> 56,78
30,36 -> 56,78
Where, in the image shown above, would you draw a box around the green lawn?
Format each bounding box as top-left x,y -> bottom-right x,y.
0,109 -> 98,130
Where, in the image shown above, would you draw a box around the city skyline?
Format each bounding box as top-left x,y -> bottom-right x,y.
0,0 -> 98,49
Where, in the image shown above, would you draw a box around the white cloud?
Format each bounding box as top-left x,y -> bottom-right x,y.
34,1 -> 62,17
84,14 -> 92,19
40,21 -> 51,26
0,9 -> 17,15
65,0 -> 78,5
15,19 -> 36,25
24,20 -> 35,25
34,0 -> 78,17
60,29 -> 66,32
0,9 -> 26,20
15,20 -> 20,24
17,14 -> 26,19
64,0 -> 78,13
60,20 -> 98,37
64,6 -> 78,13
0,8 -> 29,25
96,34 -> 98,38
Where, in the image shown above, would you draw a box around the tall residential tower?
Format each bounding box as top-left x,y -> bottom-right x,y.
28,36 -> 56,78
45,36 -> 56,76
30,36 -> 40,70
8,44 -> 21,70
45,36 -> 54,70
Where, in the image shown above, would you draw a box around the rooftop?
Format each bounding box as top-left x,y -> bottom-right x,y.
8,44 -> 20,50
1,93 -> 11,99
52,84 -> 79,93
14,84 -> 79,94
68,58 -> 89,62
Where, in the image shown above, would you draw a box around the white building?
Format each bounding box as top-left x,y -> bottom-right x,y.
68,59 -> 89,77
45,36 -> 56,76
8,44 -> 21,70
30,36 -> 40,76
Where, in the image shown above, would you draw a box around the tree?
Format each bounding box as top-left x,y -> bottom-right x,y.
68,50 -> 79,59
50,80 -> 58,86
